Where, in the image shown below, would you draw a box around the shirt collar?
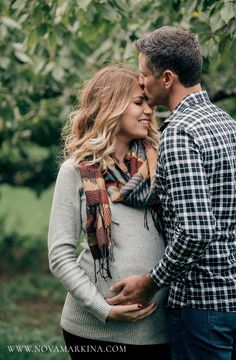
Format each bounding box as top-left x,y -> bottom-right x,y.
159,90 -> 210,133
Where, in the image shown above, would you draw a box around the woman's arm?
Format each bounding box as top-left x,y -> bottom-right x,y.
48,160 -> 112,323
48,160 -> 157,323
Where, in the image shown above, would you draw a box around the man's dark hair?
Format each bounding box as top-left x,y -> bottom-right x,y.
135,26 -> 203,87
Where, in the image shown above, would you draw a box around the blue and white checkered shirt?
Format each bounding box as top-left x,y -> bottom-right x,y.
151,91 -> 236,311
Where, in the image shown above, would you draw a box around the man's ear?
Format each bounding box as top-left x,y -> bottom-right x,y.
162,70 -> 176,89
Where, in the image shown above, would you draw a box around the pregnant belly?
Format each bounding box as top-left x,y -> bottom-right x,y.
78,242 -> 166,302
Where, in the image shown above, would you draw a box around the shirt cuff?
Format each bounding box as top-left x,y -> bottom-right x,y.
149,263 -> 170,288
86,294 -> 113,324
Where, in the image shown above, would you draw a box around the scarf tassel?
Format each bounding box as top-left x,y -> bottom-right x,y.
144,207 -> 165,242
93,206 -> 114,282
144,207 -> 150,230
94,244 -> 113,283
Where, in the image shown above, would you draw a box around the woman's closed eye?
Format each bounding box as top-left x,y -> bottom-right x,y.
133,96 -> 145,106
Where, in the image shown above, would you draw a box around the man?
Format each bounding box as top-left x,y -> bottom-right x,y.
107,26 -> 236,359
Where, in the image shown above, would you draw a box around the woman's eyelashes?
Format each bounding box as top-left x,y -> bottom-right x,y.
133,97 -> 144,105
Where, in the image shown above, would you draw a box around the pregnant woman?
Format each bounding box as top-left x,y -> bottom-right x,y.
48,66 -> 170,357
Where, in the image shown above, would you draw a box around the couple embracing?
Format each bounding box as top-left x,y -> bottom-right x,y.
48,26 -> 236,359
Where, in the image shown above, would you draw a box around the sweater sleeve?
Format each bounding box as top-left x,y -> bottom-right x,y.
48,160 -> 112,323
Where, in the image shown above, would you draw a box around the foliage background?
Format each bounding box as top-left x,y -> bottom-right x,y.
0,0 -> 235,358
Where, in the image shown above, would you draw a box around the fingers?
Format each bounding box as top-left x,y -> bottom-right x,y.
109,280 -> 125,292
122,304 -> 143,312
133,303 -> 157,321
108,303 -> 143,321
106,294 -> 126,305
108,303 -> 158,322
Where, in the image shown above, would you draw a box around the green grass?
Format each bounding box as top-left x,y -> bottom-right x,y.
0,185 -> 81,359
0,185 -> 54,238
0,185 -> 71,359
0,273 -> 68,360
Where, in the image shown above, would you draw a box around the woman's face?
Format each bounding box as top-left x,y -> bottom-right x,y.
118,85 -> 154,142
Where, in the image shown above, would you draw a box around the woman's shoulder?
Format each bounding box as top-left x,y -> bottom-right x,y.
60,157 -> 76,170
58,158 -> 82,184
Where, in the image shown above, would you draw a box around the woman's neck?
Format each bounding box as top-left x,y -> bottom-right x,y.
114,136 -> 130,164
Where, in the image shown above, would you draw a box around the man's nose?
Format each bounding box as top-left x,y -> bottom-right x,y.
139,73 -> 144,86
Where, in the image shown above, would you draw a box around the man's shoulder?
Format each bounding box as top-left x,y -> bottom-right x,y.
164,101 -> 234,135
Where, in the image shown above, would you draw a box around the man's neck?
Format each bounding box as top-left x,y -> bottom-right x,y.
168,83 -> 202,112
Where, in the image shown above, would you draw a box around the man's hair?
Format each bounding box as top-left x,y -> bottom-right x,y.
135,26 -> 203,87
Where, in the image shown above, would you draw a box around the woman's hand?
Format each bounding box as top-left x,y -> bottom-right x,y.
107,302 -> 157,322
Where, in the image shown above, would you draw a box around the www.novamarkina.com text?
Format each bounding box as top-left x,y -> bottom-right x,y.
7,344 -> 127,353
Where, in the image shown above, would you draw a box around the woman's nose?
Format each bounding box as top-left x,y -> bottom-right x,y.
143,103 -> 153,115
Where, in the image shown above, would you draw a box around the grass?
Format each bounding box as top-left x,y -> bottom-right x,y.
0,185 -> 71,359
0,273 -> 68,360
0,185 -> 54,238
0,184 -> 83,359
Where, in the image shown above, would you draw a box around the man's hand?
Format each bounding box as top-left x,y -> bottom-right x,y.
106,273 -> 159,306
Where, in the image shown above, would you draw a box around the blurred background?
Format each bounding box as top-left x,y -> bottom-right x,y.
0,0 -> 235,358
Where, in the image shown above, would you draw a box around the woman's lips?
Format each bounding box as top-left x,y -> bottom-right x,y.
138,119 -> 149,127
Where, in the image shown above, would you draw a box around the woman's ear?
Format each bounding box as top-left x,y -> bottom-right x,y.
162,70 -> 176,89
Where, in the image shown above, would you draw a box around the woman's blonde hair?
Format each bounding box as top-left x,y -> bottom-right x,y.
63,66 -> 159,170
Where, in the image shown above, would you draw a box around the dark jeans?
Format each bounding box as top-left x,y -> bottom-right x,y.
62,328 -> 171,358
169,308 -> 236,360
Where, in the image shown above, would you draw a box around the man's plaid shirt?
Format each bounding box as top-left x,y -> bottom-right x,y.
151,91 -> 236,311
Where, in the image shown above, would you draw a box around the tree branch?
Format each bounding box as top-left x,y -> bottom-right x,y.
210,88 -> 236,102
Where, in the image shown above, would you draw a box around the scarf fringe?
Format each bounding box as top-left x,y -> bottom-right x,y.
144,207 -> 150,230
144,207 -> 165,240
94,247 -> 114,283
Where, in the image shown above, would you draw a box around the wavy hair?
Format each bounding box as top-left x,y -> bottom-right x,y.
63,66 -> 159,170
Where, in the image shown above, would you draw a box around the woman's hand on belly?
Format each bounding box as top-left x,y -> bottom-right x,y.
107,302 -> 157,322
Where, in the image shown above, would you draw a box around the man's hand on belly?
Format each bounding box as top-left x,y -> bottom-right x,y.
106,273 -> 159,307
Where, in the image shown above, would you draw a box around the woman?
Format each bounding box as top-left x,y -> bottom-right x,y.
48,66 -> 170,357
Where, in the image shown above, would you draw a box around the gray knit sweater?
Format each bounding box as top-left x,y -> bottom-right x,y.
48,159 -> 169,345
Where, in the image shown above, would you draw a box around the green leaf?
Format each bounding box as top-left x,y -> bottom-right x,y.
210,11 -> 225,32
55,0 -> 70,17
201,38 -> 219,58
34,59 -> 46,74
52,66 -> 65,81
43,62 -> 55,74
11,0 -> 28,11
14,52 -> 32,63
2,16 -> 21,29
48,32 -> 57,49
220,3 -> 235,24
27,32 -> 39,48
102,4 -> 121,22
77,0 -> 92,11
37,23 -> 48,36
0,57 -> 10,69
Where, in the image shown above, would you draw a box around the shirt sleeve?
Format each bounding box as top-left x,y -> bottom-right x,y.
150,126 -> 216,287
48,160 -> 112,323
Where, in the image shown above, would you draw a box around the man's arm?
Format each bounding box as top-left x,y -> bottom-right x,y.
151,126 -> 216,287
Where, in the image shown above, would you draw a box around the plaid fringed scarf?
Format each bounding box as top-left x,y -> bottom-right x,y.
79,140 -> 163,281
